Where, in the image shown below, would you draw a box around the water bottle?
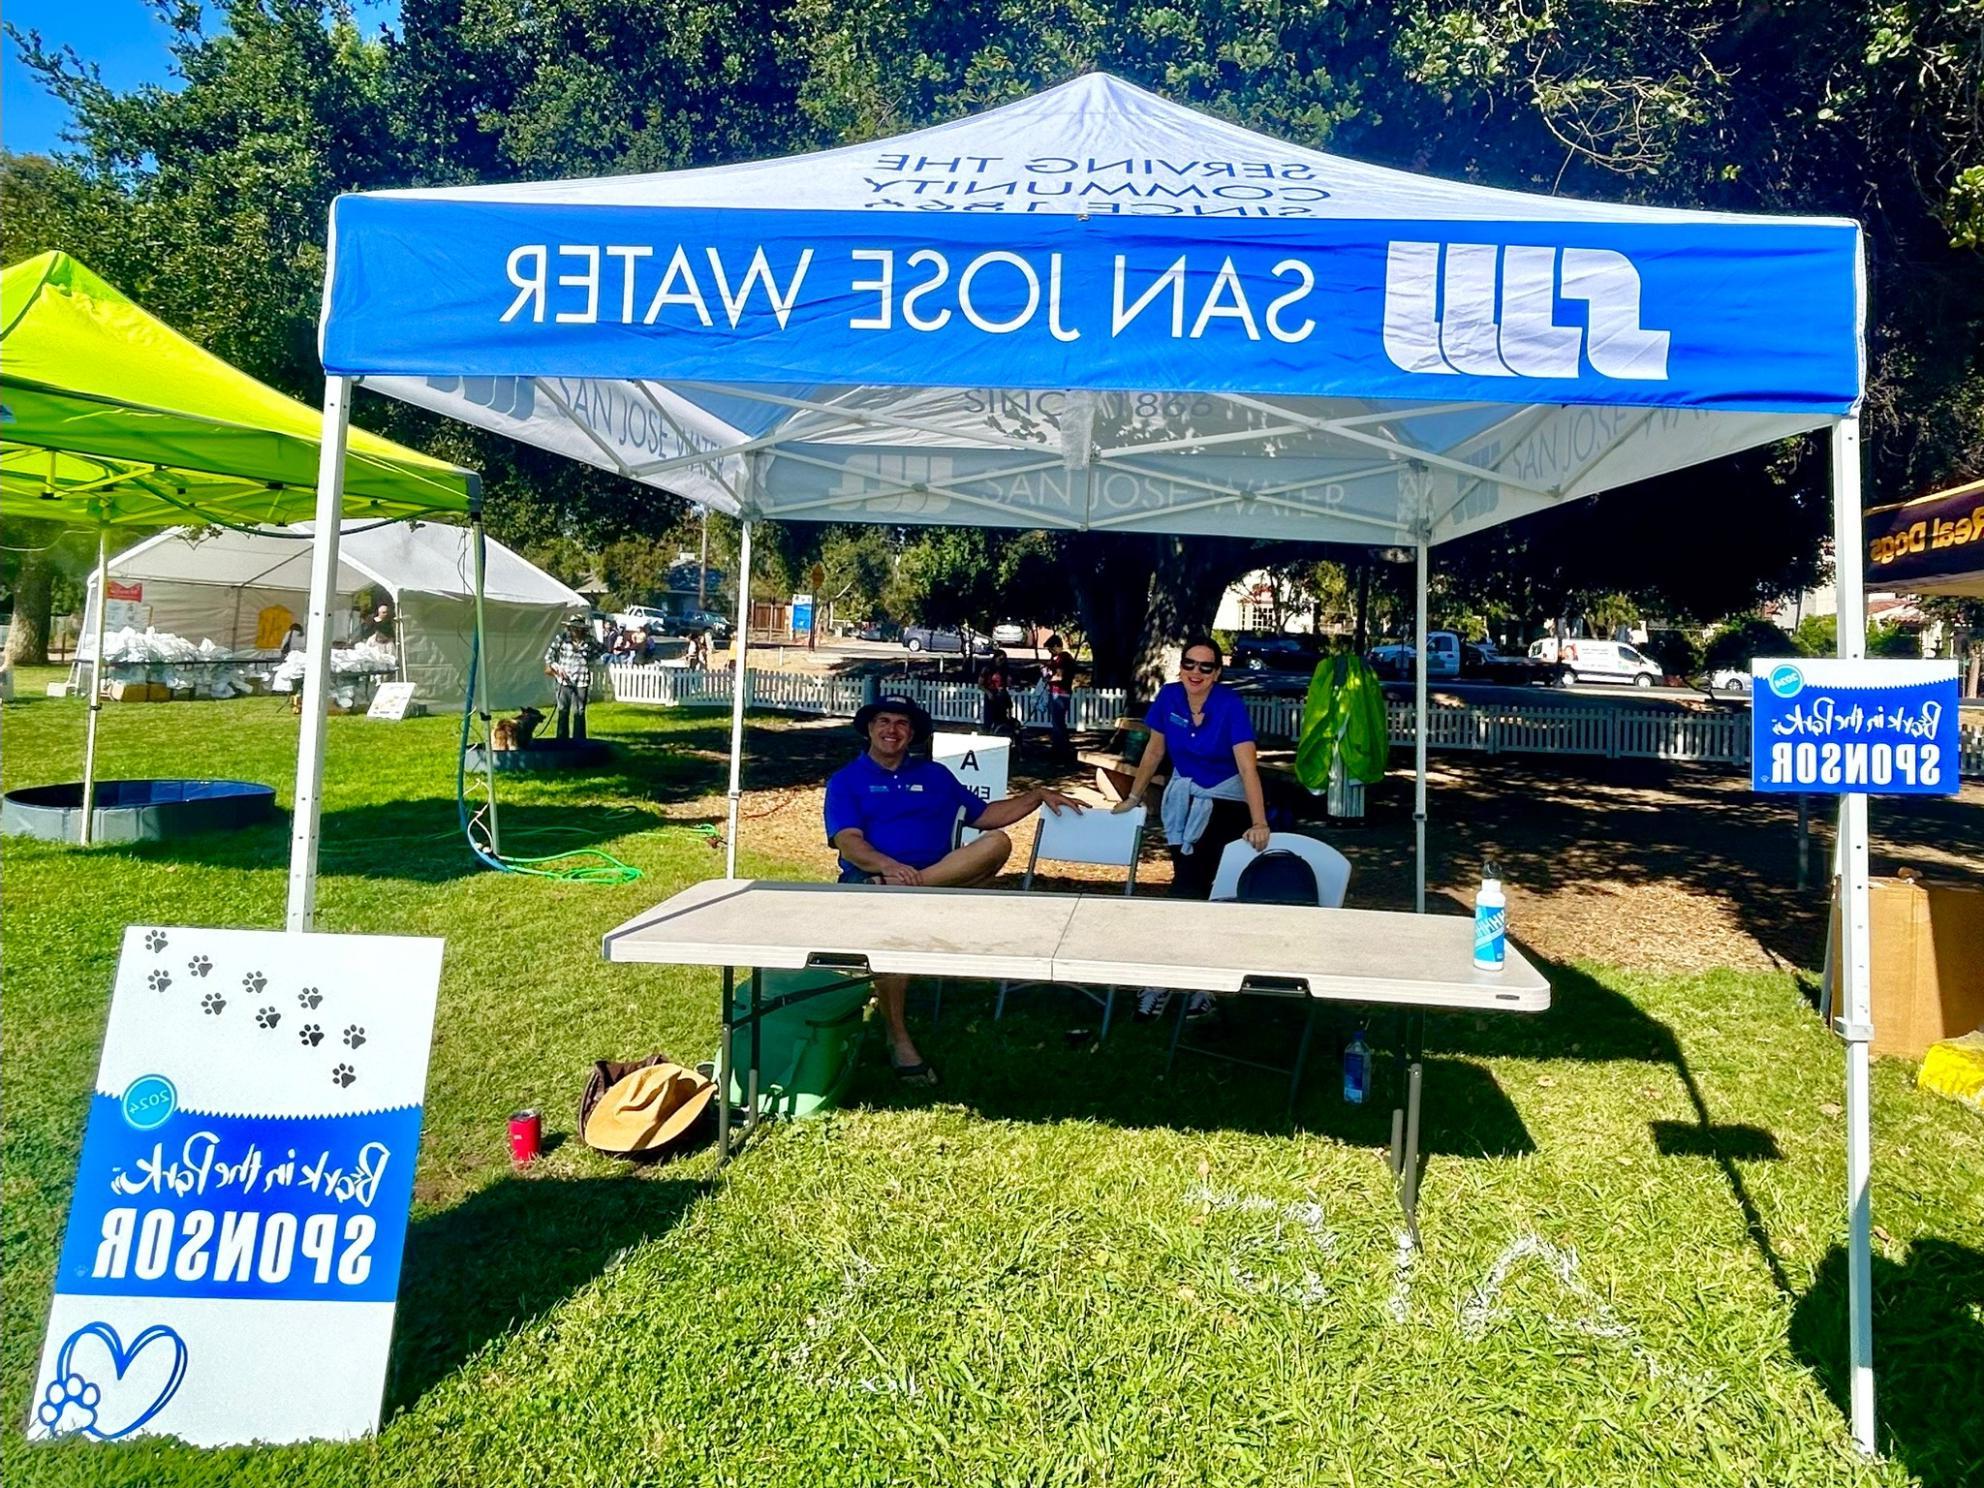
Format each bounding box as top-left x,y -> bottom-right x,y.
1474,857 -> 1507,972
1342,1026 -> 1370,1105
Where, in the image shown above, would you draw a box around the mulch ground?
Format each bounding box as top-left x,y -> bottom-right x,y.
657,715 -> 1984,976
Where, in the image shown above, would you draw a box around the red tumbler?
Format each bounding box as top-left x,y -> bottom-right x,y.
507,1109 -> 542,1165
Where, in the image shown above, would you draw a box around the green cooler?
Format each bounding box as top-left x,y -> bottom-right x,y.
725,970 -> 873,1119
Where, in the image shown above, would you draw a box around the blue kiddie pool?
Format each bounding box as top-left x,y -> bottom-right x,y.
0,779 -> 277,845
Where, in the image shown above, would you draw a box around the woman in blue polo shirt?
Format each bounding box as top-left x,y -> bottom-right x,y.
1115,635 -> 1270,900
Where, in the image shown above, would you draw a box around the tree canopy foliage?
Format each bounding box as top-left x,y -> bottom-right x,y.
4,1 -> 1978,678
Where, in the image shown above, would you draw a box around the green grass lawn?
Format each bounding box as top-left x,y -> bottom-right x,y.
2,677 -> 1980,1487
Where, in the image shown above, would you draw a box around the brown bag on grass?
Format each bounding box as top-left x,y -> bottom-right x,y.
578,1054 -> 717,1161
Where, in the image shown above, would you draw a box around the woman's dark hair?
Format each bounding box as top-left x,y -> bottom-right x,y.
1180,634 -> 1223,666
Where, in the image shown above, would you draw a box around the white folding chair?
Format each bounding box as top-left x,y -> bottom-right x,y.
1170,831 -> 1354,1115
1209,832 -> 1352,908
993,802 -> 1147,1037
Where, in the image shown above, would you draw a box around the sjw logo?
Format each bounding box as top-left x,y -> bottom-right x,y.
1381,243 -> 1669,381
424,376 -> 536,419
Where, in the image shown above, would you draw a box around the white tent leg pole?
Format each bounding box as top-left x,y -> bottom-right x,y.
79,529 -> 109,846
1414,536 -> 1429,914
1831,414 -> 1877,1457
471,506 -> 500,857
724,519 -> 753,878
285,376 -> 353,932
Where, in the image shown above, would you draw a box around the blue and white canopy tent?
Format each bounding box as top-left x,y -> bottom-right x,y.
302,74 -> 1879,1452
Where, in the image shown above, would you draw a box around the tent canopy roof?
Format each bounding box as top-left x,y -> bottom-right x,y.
98,520 -> 583,608
2,251 -> 475,529
322,72 -> 1862,549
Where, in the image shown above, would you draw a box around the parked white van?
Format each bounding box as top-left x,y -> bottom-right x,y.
1542,638 -> 1664,687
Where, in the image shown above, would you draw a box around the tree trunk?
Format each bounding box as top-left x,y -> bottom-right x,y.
1063,534 -> 1156,691
1131,537 -> 1243,696
5,553 -> 53,666
1353,563 -> 1371,652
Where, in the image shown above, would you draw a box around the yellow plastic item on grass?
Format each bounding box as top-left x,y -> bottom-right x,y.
1917,1031 -> 1984,1114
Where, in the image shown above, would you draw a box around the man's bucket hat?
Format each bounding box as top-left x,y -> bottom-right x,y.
853,693 -> 934,743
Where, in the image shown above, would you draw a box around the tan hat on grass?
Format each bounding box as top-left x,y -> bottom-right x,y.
580,1059 -> 717,1159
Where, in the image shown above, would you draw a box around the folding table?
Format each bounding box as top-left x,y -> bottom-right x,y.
603,879 -> 1550,1239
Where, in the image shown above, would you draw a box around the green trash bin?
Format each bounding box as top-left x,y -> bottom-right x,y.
725,970 -> 873,1119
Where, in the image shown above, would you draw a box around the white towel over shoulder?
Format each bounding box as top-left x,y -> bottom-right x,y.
1158,772 -> 1246,853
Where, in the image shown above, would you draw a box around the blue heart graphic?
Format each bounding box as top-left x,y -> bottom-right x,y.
53,1322 -> 187,1440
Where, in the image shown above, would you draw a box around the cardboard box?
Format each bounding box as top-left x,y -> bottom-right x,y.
1837,877 -> 1984,1058
103,680 -> 156,703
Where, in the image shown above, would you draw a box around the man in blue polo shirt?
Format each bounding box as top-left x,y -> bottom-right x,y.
825,693 -> 1082,1084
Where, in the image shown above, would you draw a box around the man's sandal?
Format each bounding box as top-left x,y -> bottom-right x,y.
890,1056 -> 938,1087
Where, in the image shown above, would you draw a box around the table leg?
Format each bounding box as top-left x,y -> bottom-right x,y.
746,968 -> 762,1130
1398,1012 -> 1425,1244
1286,1001 -> 1319,1123
1388,1008 -> 1408,1177
717,966 -> 735,1165
1164,990 -> 1190,1078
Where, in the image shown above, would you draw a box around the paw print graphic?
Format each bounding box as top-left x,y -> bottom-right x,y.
187,955 -> 212,978
299,1023 -> 324,1048
255,1006 -> 281,1030
331,1063 -> 357,1089
241,971 -> 267,996
201,991 -> 226,1016
342,1024 -> 367,1049
144,930 -> 168,954
297,987 -> 323,1010
147,969 -> 172,994
35,1373 -> 99,1437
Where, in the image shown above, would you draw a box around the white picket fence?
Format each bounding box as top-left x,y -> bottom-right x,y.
606,662 -> 1984,778
606,663 -> 1128,731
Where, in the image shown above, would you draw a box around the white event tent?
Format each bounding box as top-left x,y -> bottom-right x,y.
82,521 -> 582,709
298,75 -> 1880,1450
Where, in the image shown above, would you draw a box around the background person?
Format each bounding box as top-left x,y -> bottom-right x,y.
979,647 -> 1015,739
825,693 -> 1082,1084
1043,636 -> 1079,757
543,618 -> 600,741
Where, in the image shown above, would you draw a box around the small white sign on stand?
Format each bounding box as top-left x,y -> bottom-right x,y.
933,732 -> 1010,843
29,926 -> 444,1447
365,682 -> 420,721
103,599 -> 148,631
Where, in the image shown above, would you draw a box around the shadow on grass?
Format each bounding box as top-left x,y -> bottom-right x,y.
863,985 -> 1536,1158
1790,1238 -> 1984,1487
856,954 -> 1806,1289
1440,952 -> 1800,1296
386,1174 -> 708,1413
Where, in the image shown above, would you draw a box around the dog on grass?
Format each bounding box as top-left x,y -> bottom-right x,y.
492,705 -> 546,752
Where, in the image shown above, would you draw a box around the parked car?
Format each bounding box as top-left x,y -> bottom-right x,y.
853,618 -> 900,643
1367,630 -> 1461,679
608,604 -> 673,633
902,624 -> 991,655
1550,638 -> 1664,687
1706,667 -> 1752,694
991,621 -> 1029,647
1231,634 -> 1322,672
1460,642 -> 1557,686
672,608 -> 734,641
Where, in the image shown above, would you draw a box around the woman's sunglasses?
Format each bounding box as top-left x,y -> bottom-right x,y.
1179,658 -> 1221,674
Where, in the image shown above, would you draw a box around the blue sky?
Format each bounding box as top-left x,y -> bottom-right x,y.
3,1 -> 396,156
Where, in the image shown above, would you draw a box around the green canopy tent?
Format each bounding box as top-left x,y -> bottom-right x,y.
1,251 -> 477,848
